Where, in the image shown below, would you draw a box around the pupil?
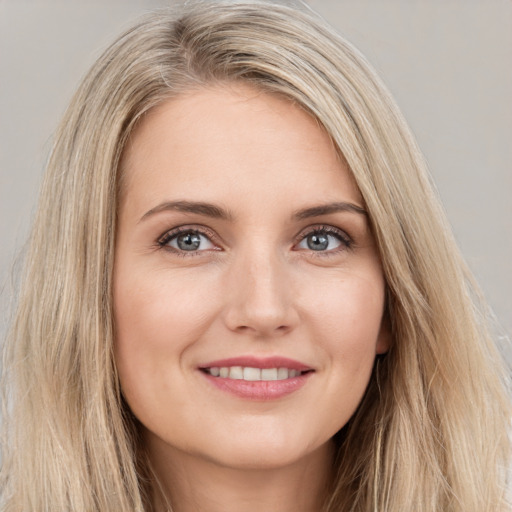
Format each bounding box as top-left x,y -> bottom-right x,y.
307,233 -> 329,251
177,232 -> 201,251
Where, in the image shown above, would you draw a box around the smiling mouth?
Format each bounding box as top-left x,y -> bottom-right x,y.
201,366 -> 312,381
199,358 -> 314,399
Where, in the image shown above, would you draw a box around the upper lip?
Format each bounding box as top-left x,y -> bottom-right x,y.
198,356 -> 313,372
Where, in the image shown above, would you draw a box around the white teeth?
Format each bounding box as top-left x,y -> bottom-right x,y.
205,366 -> 304,381
243,367 -> 261,381
229,366 -> 243,379
277,367 -> 289,380
261,368 -> 278,381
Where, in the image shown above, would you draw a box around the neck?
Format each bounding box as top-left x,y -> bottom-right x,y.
145,436 -> 334,512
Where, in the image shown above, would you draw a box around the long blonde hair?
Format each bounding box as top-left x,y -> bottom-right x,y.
2,2 -> 510,511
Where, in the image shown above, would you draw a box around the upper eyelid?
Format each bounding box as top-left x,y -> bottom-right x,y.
294,224 -> 352,243
158,224 -> 219,245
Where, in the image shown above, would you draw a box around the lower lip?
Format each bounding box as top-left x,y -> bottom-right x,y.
201,371 -> 313,400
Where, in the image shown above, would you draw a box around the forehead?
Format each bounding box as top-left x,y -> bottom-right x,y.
120,84 -> 362,216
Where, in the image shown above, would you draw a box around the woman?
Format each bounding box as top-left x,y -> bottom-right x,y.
1,1 -> 510,511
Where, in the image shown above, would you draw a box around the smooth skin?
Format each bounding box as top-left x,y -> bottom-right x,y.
114,83 -> 389,512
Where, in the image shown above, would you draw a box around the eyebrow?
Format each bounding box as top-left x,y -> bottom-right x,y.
293,202 -> 367,220
139,200 -> 234,223
139,199 -> 367,224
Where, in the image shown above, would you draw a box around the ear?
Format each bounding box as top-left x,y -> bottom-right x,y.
375,314 -> 391,355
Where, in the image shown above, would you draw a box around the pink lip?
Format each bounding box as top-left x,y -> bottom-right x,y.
199,356 -> 312,371
198,356 -> 314,401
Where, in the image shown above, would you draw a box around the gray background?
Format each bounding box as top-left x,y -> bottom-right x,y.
1,1 -> 511,350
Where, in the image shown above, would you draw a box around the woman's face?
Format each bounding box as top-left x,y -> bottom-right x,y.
114,84 -> 389,470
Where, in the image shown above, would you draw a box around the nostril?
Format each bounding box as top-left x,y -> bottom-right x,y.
223,290 -> 299,336
233,323 -> 291,336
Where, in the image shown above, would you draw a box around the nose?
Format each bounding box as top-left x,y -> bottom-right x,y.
222,248 -> 299,338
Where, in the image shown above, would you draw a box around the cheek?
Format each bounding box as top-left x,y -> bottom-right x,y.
112,267 -> 218,398
302,269 -> 385,345
314,288 -> 384,436
115,266 -> 216,343
301,270 -> 385,400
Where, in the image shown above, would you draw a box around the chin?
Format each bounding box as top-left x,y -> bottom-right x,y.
194,428 -> 333,471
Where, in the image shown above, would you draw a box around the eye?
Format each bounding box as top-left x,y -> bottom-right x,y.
158,228 -> 216,253
295,227 -> 351,252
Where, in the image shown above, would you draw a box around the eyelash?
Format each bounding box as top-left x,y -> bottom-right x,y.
295,226 -> 353,254
157,224 -> 353,256
157,226 -> 219,257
